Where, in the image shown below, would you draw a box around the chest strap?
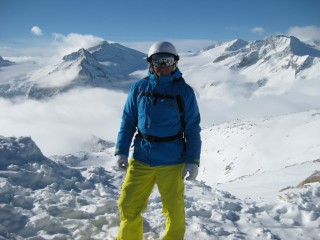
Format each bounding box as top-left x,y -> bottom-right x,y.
138,129 -> 184,143
141,92 -> 174,105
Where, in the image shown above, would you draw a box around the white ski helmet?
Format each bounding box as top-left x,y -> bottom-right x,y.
147,41 -> 179,62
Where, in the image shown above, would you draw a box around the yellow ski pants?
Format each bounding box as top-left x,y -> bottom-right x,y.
117,159 -> 185,240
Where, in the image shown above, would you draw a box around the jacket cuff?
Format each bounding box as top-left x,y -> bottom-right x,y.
185,158 -> 200,166
115,148 -> 124,156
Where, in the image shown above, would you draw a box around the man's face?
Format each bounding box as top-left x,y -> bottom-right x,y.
153,65 -> 175,76
151,53 -> 176,76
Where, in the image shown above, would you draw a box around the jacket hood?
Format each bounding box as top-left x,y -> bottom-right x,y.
148,68 -> 183,85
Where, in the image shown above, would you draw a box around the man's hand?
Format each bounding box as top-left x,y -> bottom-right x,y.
183,163 -> 198,181
116,155 -> 128,171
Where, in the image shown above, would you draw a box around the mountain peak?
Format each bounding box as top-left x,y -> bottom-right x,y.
263,35 -> 320,57
225,38 -> 248,51
62,48 -> 95,62
88,41 -> 146,59
289,36 -> 320,57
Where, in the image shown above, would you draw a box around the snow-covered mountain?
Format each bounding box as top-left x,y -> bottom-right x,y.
177,35 -> 320,126
213,35 -> 320,67
27,41 -> 146,99
202,38 -> 249,52
209,35 -> 320,95
0,41 -> 146,99
0,135 -> 319,239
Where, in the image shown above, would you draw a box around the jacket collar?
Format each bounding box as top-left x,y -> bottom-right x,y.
148,68 -> 182,85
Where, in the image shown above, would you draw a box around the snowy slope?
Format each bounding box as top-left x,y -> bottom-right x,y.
199,110 -> 320,203
0,136 -> 319,239
200,111 -> 320,184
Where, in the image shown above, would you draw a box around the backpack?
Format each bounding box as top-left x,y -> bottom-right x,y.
136,76 -> 186,150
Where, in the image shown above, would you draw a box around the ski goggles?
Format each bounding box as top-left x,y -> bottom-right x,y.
151,54 -> 176,67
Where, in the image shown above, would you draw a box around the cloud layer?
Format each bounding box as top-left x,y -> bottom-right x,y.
0,88 -> 127,156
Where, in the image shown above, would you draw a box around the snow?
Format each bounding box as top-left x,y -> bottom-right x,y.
0,136 -> 319,239
0,35 -> 320,239
200,111 -> 320,185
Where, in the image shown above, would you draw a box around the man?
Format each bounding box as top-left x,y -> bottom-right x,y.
115,41 -> 201,240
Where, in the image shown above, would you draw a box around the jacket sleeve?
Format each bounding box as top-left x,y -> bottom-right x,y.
183,86 -> 201,165
115,84 -> 138,156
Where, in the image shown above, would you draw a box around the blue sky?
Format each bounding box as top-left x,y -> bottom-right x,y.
1,0 -> 320,56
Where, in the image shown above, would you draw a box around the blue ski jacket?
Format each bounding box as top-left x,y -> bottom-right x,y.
115,68 -> 201,166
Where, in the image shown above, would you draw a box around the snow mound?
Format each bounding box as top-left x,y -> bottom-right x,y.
0,136 -> 83,190
0,136 -> 121,239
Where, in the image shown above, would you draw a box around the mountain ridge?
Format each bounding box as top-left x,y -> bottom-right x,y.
212,35 -> 320,71
0,35 -> 319,100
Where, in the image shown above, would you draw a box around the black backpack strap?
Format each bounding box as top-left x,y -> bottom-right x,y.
145,75 -> 184,83
175,95 -> 185,130
172,76 -> 185,83
138,129 -> 184,143
141,92 -> 174,99
175,94 -> 186,151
